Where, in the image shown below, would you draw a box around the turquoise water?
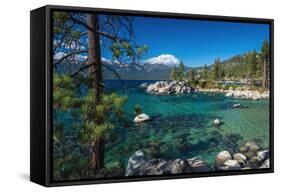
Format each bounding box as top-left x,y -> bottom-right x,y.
104,80 -> 270,167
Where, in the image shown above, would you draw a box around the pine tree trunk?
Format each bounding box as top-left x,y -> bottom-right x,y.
89,139 -> 104,170
87,14 -> 102,101
262,59 -> 266,89
87,13 -> 104,171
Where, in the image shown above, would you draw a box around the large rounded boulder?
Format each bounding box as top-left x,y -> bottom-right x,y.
216,151 -> 232,166
133,113 -> 151,123
244,141 -> 260,152
125,150 -> 147,176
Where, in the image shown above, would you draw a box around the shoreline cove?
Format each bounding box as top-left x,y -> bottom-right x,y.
103,80 -> 269,174
137,80 -> 269,100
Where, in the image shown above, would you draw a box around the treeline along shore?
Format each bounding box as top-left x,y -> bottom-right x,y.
139,80 -> 269,100
143,39 -> 270,96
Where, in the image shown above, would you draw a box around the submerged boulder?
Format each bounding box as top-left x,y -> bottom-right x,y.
213,119 -> 221,126
133,113 -> 151,123
233,103 -> 241,108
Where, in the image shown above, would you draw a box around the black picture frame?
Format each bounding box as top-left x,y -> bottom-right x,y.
30,4 -> 274,187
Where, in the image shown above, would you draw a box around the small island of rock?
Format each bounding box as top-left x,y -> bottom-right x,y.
140,80 -> 196,95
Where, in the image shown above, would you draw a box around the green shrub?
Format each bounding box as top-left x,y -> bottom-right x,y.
134,104 -> 142,116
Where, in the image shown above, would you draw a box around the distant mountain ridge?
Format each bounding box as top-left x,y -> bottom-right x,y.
103,54 -> 179,80
103,54 -> 244,80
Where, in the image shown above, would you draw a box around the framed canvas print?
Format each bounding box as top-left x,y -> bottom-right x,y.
30,5 -> 274,187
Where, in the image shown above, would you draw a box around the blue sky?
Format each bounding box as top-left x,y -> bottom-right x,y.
102,16 -> 269,67
53,13 -> 270,68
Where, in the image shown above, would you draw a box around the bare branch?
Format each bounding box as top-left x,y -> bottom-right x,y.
69,15 -> 93,31
70,14 -> 126,43
102,64 -> 124,88
97,31 -> 121,42
53,22 -> 76,53
70,60 -> 91,77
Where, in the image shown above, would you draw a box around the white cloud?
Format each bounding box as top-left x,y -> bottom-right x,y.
101,57 -> 121,65
64,41 -> 86,50
53,39 -> 86,50
53,40 -> 58,47
101,57 -> 112,65
144,54 -> 181,66
53,52 -> 66,60
53,54 -> 122,65
76,54 -> 88,61
53,52 -> 88,62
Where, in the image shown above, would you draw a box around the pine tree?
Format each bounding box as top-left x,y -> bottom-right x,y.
261,39 -> 269,88
203,64 -> 208,80
53,73 -> 128,178
170,61 -> 185,80
170,67 -> 178,80
53,12 -> 148,172
212,58 -> 220,81
188,69 -> 195,83
249,50 -> 258,86
221,70 -> 225,80
178,61 -> 185,80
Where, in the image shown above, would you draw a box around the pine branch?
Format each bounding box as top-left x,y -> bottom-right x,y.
70,60 -> 92,78
54,50 -> 88,66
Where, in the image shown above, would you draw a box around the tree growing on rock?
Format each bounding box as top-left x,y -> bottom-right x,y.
178,61 -> 185,80
170,61 -> 186,81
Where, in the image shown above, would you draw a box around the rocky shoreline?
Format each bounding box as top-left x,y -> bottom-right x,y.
125,141 -> 270,176
225,90 -> 269,100
140,81 -> 269,100
200,88 -> 269,100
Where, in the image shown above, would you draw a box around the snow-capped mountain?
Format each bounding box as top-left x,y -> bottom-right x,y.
143,54 -> 180,73
144,54 -> 180,67
102,54 -> 181,80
